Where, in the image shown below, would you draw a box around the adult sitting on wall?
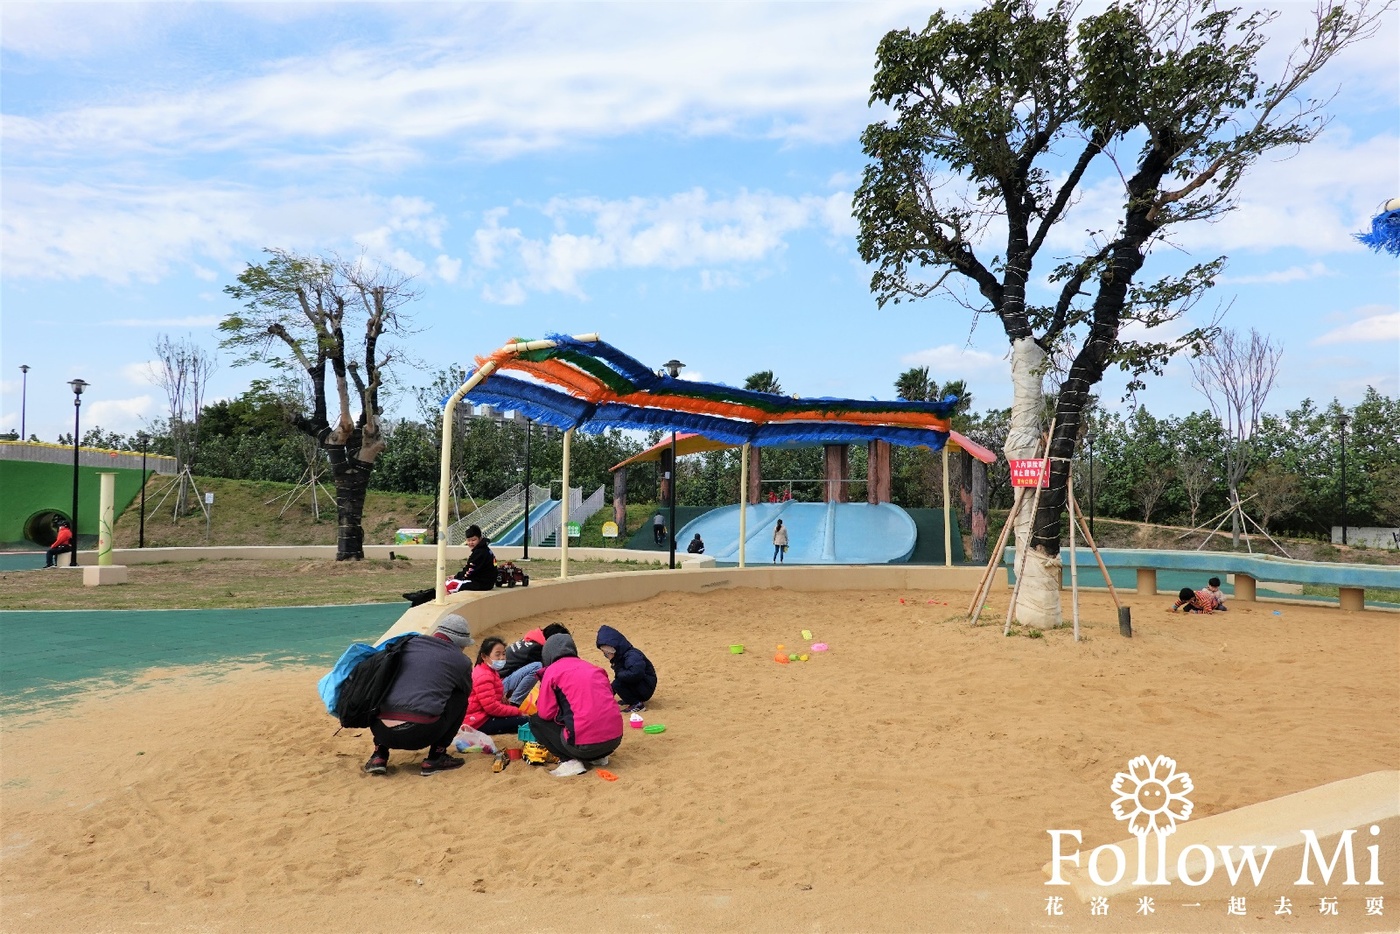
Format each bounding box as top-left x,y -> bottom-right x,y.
364,614 -> 475,777
43,520 -> 74,569
448,524 -> 497,593
528,634 -> 624,778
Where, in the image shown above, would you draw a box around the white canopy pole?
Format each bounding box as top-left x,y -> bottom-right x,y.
436,361 -> 497,603
560,427 -> 573,579
434,333 -> 600,603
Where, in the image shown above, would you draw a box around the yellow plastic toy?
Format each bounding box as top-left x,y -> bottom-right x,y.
518,683 -> 540,716
521,742 -> 558,766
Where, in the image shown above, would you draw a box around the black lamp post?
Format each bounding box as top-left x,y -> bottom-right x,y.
19,365 -> 30,441
1338,413 -> 1350,546
1084,431 -> 1096,536
662,358 -> 685,569
522,417 -> 532,561
68,379 -> 88,566
137,431 -> 149,548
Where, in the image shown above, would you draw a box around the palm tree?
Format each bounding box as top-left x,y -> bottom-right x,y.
744,370 -> 783,395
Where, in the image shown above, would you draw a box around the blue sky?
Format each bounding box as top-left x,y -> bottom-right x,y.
2,2 -> 1397,445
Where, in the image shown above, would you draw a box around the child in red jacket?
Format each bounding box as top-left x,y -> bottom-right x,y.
464,637 -> 529,735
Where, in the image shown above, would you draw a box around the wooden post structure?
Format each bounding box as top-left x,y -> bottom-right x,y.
1068,476 -> 1080,642
747,446 -> 762,505
613,466 -> 628,535
824,444 -> 849,503
867,440 -> 891,504
739,443 -> 750,567
941,446 -> 953,567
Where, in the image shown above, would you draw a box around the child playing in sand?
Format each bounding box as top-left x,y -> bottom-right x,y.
1171,587 -> 1215,614
596,624 -> 657,712
498,623 -> 570,703
1205,577 -> 1228,610
464,637 -> 529,736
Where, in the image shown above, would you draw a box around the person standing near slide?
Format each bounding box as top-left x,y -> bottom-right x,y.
772,519 -> 789,563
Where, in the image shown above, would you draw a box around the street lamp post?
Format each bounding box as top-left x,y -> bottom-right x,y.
68,379 -> 88,567
1084,431 -> 1096,536
1338,413 -> 1350,546
662,358 -> 685,569
137,431 -> 149,548
522,417 -> 532,561
19,365 -> 30,441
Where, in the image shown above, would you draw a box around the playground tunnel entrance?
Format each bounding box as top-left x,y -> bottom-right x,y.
22,510 -> 69,547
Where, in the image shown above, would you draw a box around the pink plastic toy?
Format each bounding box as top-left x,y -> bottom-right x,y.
811,643 -> 829,652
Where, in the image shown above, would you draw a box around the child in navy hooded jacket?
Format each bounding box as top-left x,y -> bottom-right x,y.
596,625 -> 657,710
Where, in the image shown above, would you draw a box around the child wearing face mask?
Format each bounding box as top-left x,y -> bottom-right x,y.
464,637 -> 530,735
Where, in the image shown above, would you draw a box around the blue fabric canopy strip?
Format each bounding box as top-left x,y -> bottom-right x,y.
461,369 -> 951,450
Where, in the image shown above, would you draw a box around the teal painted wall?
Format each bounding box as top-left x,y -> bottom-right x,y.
0,460 -> 148,546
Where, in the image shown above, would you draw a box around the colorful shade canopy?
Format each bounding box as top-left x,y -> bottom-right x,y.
460,334 -> 964,451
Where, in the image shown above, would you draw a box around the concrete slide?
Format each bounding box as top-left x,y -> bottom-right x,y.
679,502 -> 917,565
493,500 -> 560,546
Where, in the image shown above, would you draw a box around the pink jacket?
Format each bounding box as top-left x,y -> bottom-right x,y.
537,656 -> 623,746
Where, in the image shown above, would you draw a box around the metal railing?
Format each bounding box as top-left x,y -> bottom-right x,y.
535,486 -> 607,545
444,483 -> 552,545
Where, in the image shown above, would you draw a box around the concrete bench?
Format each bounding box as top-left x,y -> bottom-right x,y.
1005,548 -> 1400,612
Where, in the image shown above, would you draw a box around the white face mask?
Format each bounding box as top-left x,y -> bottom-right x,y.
488,658 -> 506,671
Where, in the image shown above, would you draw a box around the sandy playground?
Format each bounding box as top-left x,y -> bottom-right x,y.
1,586 -> 1397,933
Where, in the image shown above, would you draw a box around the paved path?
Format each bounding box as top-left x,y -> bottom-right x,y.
0,603 -> 403,714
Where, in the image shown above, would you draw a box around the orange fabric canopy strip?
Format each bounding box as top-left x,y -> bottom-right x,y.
482,355 -> 950,433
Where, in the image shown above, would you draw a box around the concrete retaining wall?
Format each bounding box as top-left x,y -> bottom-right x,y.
67,544 -> 707,567
380,564 -> 1000,644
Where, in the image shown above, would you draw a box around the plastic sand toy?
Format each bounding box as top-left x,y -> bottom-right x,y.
642,724 -> 666,734
811,643 -> 829,652
595,769 -> 619,781
730,644 -> 744,654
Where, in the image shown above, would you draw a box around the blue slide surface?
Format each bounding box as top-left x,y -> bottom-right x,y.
494,500 -> 560,545
679,502 -> 917,565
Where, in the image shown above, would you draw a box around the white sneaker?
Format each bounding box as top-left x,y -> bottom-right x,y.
587,755 -> 610,767
549,759 -> 586,777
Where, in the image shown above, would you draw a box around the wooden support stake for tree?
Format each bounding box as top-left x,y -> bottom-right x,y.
966,488 -> 1025,622
1068,476 -> 1080,643
1069,491 -> 1122,611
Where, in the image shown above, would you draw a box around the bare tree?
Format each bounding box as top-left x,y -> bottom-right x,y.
150,334 -> 217,517
221,249 -> 418,560
1190,328 -> 1283,548
1134,469 -> 1174,524
1176,455 -> 1215,527
1244,465 -> 1304,531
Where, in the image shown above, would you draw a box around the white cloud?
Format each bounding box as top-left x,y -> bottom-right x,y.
900,344 -> 1008,385
3,5 -> 933,160
434,254 -> 462,284
1218,263 -> 1335,286
473,188 -> 834,302
1313,308 -> 1400,345
1,179 -> 450,283
121,361 -> 156,385
86,395 -> 154,431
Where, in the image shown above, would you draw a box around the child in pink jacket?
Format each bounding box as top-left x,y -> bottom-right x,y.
529,633 -> 624,777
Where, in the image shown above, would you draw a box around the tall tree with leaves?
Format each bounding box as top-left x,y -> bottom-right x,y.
856,0 -> 1380,626
220,249 -> 418,560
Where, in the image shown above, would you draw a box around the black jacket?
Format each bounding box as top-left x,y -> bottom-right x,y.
456,540 -> 496,591
500,637 -> 545,678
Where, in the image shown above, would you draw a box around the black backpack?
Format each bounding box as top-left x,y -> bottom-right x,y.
335,634 -> 414,728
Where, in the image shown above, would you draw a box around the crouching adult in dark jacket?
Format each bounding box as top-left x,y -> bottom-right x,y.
596,624 -> 657,710
365,614 -> 474,777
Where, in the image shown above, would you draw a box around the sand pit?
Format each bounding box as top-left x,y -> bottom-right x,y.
2,587 -> 1397,933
